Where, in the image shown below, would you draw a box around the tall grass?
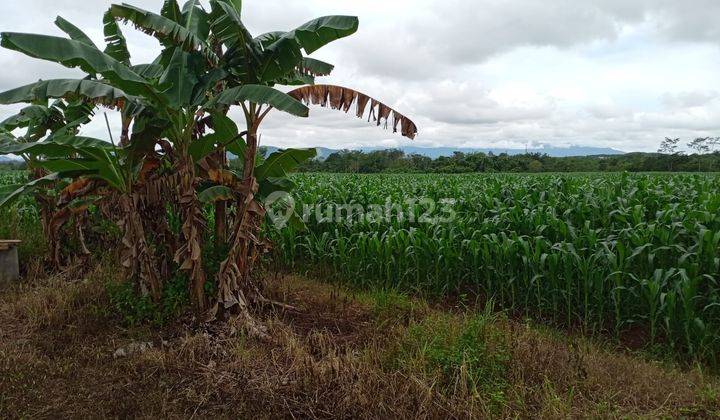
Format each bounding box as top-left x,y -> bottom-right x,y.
271,173 -> 720,366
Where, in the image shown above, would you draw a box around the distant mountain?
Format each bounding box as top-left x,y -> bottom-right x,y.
261,145 -> 625,160
364,146 -> 625,159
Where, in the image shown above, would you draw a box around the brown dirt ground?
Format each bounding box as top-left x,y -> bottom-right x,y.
1,262 -> 718,419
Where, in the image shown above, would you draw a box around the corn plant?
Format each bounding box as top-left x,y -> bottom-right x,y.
273,173 -> 720,366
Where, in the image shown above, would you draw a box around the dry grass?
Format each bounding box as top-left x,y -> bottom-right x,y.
0,263 -> 718,419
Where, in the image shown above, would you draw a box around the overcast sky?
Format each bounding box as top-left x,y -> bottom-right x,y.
1,0 -> 720,152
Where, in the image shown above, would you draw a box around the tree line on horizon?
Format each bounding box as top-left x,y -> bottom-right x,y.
290,137 -> 720,174
4,138 -> 719,174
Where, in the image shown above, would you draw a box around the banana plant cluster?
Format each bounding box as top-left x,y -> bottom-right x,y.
0,98 -> 97,267
0,0 -> 417,322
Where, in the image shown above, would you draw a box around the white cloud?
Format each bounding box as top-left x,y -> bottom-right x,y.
661,91 -> 719,109
1,0 -> 719,152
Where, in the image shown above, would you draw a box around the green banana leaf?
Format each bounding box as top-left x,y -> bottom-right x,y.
55,16 -> 97,48
209,0 -> 254,51
301,57 -> 334,76
215,9 -> 352,84
0,33 -> 148,96
159,48 -> 204,106
208,0 -> 260,82
182,0 -> 210,40
161,0 -> 183,23
290,16 -> 359,54
208,85 -> 308,117
189,113 -> 239,161
257,16 -> 357,82
109,3 -> 217,63
0,135 -> 115,160
198,185 -> 235,203
0,105 -> 55,131
131,64 -> 165,80
255,148 -> 317,182
0,79 -> 134,107
103,9 -> 131,65
258,175 -> 296,199
38,156 -> 124,191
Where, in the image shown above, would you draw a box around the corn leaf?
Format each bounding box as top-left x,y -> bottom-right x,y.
0,173 -> 60,208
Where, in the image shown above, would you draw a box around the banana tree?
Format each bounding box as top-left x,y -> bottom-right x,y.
0,127 -> 167,296
101,0 -> 420,320
0,1 -> 314,312
0,98 -> 97,267
0,0 -> 418,330
101,0 -> 352,317
202,1 -> 418,318
103,0 -> 326,313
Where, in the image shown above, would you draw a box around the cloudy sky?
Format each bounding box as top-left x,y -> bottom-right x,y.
1,0 -> 720,152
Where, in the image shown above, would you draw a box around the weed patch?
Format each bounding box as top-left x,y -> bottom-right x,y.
106,274 -> 189,327
389,303 -> 510,403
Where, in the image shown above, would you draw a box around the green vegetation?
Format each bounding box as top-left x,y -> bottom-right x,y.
273,172 -> 720,366
106,273 -> 190,326
0,1 -> 717,417
391,303 -> 510,405
4,168 -> 720,367
0,1 -> 415,324
299,148 -> 720,173
0,170 -> 44,262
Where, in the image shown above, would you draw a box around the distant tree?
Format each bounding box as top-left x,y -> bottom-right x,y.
658,137 -> 681,154
688,137 -> 711,154
708,137 -> 720,153
688,137 -> 711,172
528,160 -> 543,172
296,143 -> 720,174
408,154 -> 432,172
658,137 -> 682,171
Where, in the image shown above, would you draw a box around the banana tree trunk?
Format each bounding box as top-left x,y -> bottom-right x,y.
214,148 -> 228,247
174,155 -> 208,312
211,127 -> 269,335
47,207 -> 69,268
119,194 -> 162,302
215,128 -> 259,306
144,201 -> 178,283
29,167 -> 59,269
215,200 -> 228,246
75,212 -> 91,258
120,117 -> 132,147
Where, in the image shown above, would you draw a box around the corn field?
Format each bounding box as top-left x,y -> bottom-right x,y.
0,170 -> 39,228
0,170 -> 45,258
271,173 -> 720,365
